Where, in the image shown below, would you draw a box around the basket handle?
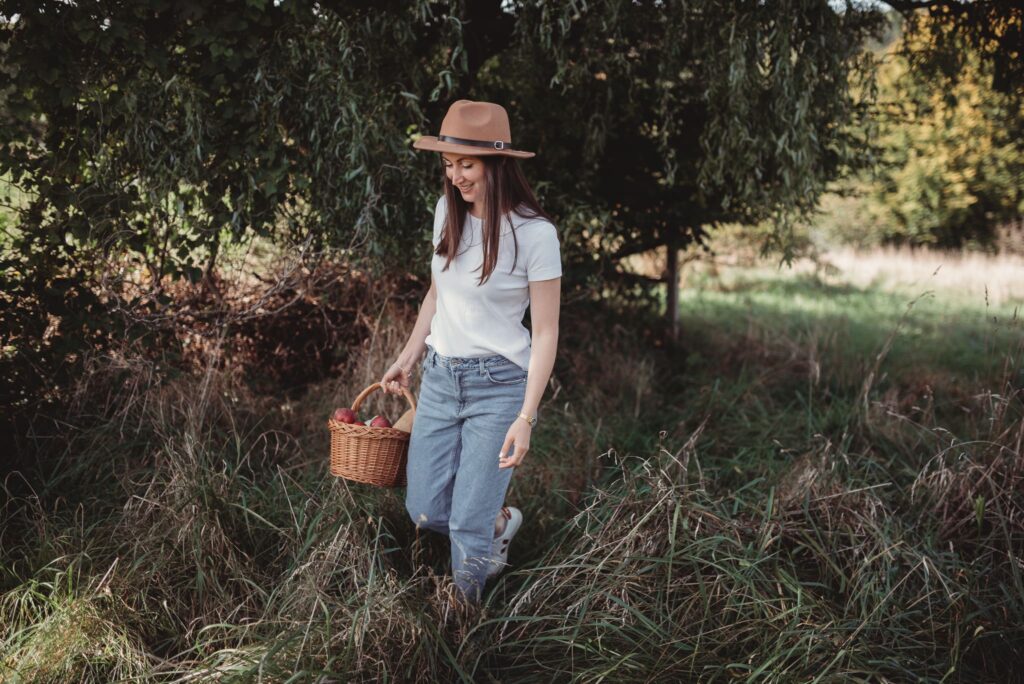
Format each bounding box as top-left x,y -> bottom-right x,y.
351,383 -> 417,415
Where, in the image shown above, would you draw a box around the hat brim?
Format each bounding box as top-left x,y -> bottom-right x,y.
413,136 -> 535,159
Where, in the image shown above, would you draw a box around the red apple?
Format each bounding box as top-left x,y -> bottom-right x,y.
353,420 -> 366,426
370,415 -> 392,428
332,407 -> 356,423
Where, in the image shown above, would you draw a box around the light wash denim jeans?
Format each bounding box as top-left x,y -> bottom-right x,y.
405,344 -> 532,603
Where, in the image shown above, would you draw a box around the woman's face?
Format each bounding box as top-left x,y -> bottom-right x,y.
442,153 -> 486,205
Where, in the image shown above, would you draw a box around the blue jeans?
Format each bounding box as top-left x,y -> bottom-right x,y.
405,344 -> 532,603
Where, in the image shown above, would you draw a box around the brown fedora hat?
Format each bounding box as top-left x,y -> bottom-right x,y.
413,99 -> 535,159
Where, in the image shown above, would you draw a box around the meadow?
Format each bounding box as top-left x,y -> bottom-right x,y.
2,243 -> 1022,682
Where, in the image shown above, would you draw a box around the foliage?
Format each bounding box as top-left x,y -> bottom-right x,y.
0,0 -> 456,277
0,0 -> 462,414
476,0 -> 883,265
864,17 -> 1024,248
0,0 -> 886,274
889,0 -> 1023,99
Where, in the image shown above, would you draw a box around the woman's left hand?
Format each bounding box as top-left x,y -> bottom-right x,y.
498,418 -> 531,469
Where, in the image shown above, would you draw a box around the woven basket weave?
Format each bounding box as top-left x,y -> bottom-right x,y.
327,382 -> 416,488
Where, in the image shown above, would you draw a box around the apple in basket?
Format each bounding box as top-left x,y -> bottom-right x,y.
364,414 -> 392,428
332,407 -> 356,423
352,420 -> 365,426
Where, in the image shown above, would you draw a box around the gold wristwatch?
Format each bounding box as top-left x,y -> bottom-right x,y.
518,411 -> 537,427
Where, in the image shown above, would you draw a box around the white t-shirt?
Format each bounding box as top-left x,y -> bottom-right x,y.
424,194 -> 562,371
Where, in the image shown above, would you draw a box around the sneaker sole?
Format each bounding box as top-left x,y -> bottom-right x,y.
487,507 -> 523,578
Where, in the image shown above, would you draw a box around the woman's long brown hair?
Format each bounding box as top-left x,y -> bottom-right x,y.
435,154 -> 554,286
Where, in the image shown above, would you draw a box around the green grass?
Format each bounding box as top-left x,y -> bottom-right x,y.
677,266 -> 1021,382
2,255 -> 1022,682
656,264 -> 1023,497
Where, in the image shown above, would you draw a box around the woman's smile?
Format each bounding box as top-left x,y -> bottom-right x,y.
442,152 -> 486,205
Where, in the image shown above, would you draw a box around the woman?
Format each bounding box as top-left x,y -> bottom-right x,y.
378,100 -> 562,605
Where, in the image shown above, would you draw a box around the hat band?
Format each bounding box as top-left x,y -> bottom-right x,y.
438,134 -> 511,151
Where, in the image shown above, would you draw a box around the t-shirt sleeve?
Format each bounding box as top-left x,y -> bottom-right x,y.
526,220 -> 562,281
431,195 -> 446,247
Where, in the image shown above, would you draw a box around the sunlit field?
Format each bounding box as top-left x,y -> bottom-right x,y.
678,247 -> 1022,382
814,246 -> 1024,305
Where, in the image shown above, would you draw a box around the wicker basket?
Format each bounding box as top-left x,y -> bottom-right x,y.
327,382 -> 416,488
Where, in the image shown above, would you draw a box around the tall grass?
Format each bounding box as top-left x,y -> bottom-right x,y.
2,248 -> 1023,681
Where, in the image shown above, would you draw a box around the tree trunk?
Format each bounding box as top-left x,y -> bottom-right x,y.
666,236 -> 680,341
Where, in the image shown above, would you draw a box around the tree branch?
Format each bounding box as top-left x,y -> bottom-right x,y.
606,269 -> 665,286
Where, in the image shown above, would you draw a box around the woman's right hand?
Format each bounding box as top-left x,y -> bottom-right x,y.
380,362 -> 413,396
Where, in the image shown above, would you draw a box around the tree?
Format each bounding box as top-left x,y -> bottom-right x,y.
0,0 -> 884,410
867,18 -> 1023,248
883,0 -> 1023,98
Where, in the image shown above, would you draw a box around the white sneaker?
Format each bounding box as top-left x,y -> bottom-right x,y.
486,506 -> 523,578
